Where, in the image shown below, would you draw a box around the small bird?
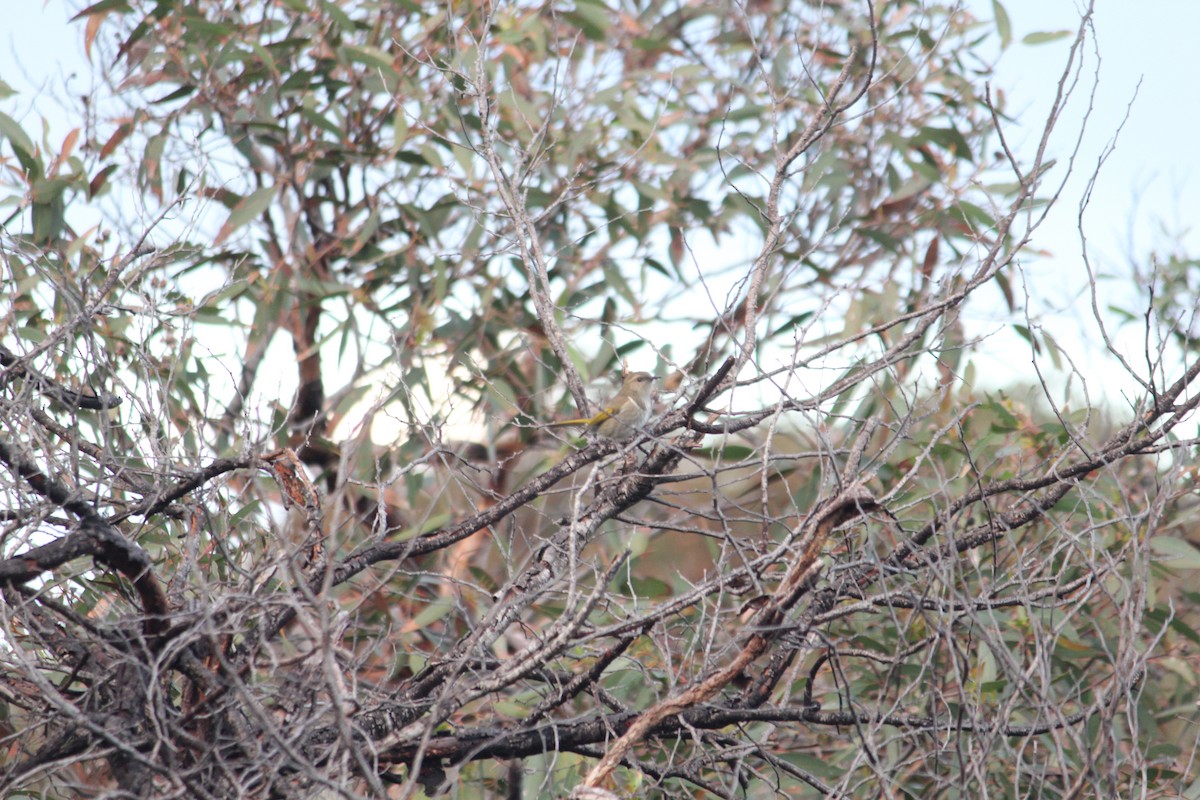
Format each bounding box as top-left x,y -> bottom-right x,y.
546,372 -> 656,441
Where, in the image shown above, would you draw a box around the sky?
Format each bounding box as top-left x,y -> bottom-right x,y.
966,0 -> 1200,287
957,1 -> 1200,407
2,1 -> 1198,411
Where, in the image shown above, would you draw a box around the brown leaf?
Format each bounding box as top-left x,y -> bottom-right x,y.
921,236 -> 939,279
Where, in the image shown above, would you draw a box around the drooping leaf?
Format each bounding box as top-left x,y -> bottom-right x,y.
213,185 -> 278,246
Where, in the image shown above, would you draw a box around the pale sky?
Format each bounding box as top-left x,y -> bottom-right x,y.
965,0 -> 1200,283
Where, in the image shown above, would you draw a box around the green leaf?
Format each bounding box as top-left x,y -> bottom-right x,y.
991,0 -> 1012,49
950,201 -> 997,232
493,700 -> 530,719
405,598 -> 455,631
214,185 -> 278,246
1147,608 -> 1200,646
279,69 -> 316,94
151,84 -> 197,105
342,44 -> 398,77
693,444 -> 756,460
71,0 -> 132,20
565,0 -> 610,41
627,575 -> 672,598
1040,329 -> 1064,370
391,513 -> 451,542
31,193 -> 66,244
0,111 -> 37,164
856,226 -> 903,253
1150,537 -> 1200,570
318,0 -> 354,30
300,107 -> 345,140
915,125 -> 973,163
228,501 -> 261,529
1023,30 -> 1073,46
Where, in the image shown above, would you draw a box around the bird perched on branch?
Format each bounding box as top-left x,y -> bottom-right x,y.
546,371 -> 656,441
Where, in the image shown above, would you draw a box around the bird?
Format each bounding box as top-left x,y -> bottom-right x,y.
545,371 -> 656,441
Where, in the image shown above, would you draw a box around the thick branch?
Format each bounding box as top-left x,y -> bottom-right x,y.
0,437 -> 169,638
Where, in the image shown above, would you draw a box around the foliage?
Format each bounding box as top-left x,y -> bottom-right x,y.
1,0 -> 1199,797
